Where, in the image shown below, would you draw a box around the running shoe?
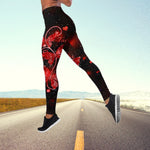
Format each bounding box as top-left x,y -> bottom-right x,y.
38,114 -> 60,132
105,93 -> 121,123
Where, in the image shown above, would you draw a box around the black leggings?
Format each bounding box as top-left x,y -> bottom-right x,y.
42,6 -> 110,114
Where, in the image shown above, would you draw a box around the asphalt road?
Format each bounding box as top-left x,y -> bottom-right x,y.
0,100 -> 150,150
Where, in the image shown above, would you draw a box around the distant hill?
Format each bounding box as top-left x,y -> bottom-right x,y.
0,90 -> 45,98
0,90 -> 150,100
58,91 -> 101,99
0,90 -> 101,99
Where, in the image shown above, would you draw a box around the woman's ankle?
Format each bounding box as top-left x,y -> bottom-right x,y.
46,114 -> 54,119
105,97 -> 110,105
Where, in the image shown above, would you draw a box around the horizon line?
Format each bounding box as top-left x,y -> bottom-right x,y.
0,89 -> 150,93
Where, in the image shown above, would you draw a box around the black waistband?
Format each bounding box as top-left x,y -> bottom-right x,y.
42,6 -> 63,16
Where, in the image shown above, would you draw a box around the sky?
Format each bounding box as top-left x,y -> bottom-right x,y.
0,0 -> 150,93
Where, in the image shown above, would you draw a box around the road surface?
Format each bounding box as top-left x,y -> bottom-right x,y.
0,100 -> 150,150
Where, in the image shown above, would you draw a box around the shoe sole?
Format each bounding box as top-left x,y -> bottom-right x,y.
38,118 -> 61,133
115,95 -> 121,123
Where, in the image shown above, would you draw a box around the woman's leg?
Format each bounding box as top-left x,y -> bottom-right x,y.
63,33 -> 111,101
41,26 -> 64,115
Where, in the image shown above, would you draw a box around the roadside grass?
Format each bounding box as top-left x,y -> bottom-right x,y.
0,98 -> 77,113
1,98 -> 149,113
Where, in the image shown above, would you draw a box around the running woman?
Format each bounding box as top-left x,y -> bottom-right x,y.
38,0 -> 121,132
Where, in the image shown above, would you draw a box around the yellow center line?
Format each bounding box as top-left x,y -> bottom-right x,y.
81,108 -> 84,112
74,130 -> 84,150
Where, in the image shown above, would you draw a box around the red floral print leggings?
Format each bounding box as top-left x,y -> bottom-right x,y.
42,6 -> 110,114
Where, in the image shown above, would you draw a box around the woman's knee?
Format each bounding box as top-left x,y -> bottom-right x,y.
79,57 -> 99,73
